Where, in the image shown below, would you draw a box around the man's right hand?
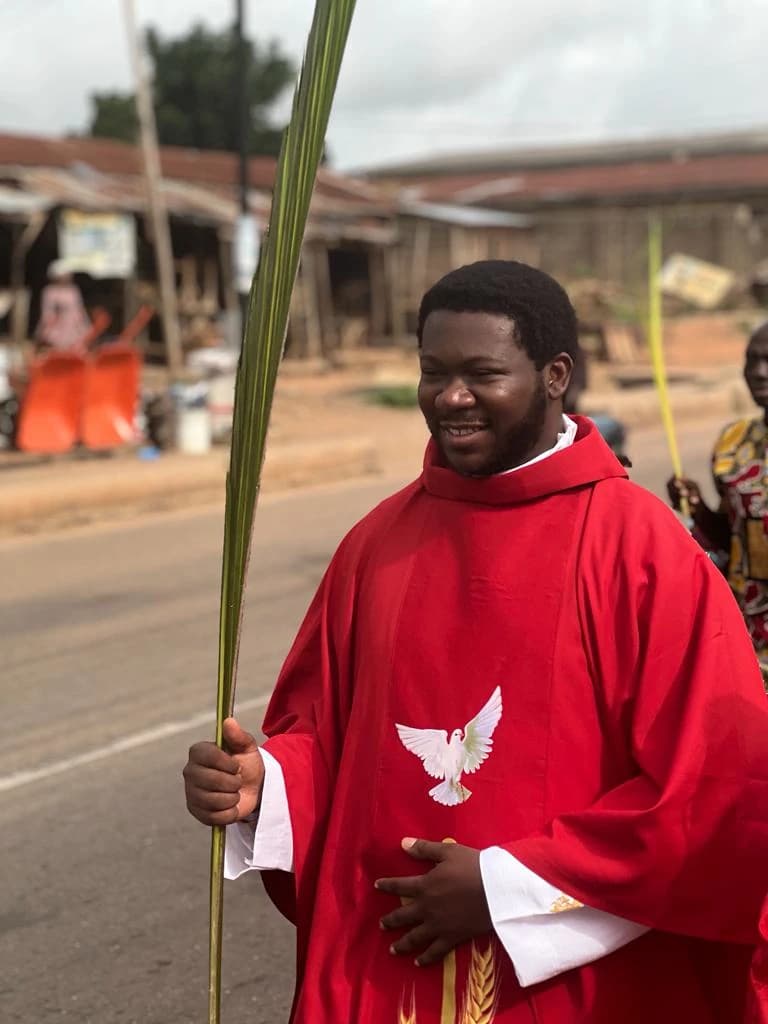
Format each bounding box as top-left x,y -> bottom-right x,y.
667,476 -> 703,515
183,717 -> 265,826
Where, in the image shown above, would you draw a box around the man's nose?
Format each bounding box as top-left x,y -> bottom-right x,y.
436,378 -> 476,410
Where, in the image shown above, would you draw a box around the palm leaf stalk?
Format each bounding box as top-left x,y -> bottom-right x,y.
208,1 -> 357,1020
647,215 -> 690,522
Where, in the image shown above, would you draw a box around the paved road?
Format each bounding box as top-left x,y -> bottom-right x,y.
0,421 -> 719,1023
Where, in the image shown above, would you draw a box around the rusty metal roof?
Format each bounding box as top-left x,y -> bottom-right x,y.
0,132 -> 396,243
364,129 -> 768,178
0,131 -> 391,210
0,182 -> 50,217
399,198 -> 531,228
373,147 -> 768,208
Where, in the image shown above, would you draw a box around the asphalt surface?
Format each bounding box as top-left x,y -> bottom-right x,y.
0,421 -> 718,1023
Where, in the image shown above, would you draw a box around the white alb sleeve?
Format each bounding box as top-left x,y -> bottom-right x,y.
479,846 -> 649,987
223,748 -> 294,880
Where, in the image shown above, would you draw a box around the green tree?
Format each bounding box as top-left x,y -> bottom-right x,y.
89,92 -> 138,143
87,22 -> 295,156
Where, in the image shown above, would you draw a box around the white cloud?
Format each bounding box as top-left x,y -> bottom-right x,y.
0,0 -> 765,170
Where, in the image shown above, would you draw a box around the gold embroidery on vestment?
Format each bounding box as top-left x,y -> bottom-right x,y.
459,941 -> 499,1024
396,940 -> 500,1024
549,894 -> 584,914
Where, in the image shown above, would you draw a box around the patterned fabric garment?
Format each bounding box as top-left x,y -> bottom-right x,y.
702,417 -> 768,684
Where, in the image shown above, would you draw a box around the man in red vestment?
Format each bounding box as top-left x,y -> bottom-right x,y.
184,261 -> 768,1023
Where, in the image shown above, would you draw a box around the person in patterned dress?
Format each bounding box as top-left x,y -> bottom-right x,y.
669,322 -> 768,682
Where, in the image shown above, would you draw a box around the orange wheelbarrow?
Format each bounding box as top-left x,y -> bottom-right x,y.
81,305 -> 153,450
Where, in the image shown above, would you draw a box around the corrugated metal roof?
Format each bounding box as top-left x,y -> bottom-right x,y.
0,131 -> 391,210
398,199 -> 530,228
2,165 -> 235,225
363,128 -> 768,178
0,132 -> 400,244
0,164 -> 397,244
0,184 -> 50,216
393,150 -> 768,208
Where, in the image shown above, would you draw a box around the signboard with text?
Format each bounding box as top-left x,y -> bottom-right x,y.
659,253 -> 735,310
58,210 -> 137,279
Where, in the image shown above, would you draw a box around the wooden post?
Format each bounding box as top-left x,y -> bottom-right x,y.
314,244 -> 338,354
385,244 -> 406,338
10,212 -> 46,349
411,220 -> 431,307
219,228 -> 237,311
369,247 -> 388,340
122,0 -> 183,374
449,225 -> 465,270
234,0 -> 252,334
288,277 -> 307,358
299,246 -> 323,358
122,275 -> 137,335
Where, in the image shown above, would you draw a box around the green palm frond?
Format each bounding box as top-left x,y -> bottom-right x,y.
208,2 -> 357,1021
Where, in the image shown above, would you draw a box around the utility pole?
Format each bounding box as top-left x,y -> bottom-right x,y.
234,0 -> 258,336
236,0 -> 249,223
122,0 -> 183,374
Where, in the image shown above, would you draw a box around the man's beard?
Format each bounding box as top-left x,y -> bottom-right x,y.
477,375 -> 549,476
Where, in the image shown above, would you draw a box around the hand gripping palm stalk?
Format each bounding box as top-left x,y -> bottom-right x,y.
208,2 -> 356,1020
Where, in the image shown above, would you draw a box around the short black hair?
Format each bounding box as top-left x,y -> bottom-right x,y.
417,260 -> 578,369
749,321 -> 768,347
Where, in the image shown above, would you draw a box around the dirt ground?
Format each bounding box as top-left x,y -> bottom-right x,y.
0,308 -> 759,507
267,353 -> 426,477
256,308 -> 758,474
662,310 -> 759,368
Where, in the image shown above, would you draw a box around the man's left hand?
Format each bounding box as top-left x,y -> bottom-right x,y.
375,838 -> 492,966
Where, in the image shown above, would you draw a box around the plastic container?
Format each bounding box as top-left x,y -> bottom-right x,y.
176,407 -> 212,454
173,383 -> 212,455
0,346 -> 12,402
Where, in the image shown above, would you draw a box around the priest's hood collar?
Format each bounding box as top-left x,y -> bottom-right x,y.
421,415 -> 628,505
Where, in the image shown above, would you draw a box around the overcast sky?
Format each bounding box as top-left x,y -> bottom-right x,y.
1,0 -> 766,171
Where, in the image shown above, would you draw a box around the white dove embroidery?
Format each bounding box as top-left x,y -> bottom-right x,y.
395,687 -> 503,806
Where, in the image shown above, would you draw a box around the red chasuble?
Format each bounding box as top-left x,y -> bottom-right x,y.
748,899 -> 768,1022
259,417 -> 768,1023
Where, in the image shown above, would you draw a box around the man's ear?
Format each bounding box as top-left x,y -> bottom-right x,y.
545,353 -> 573,400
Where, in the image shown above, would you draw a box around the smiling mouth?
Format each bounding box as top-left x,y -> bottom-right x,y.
440,423 -> 489,441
